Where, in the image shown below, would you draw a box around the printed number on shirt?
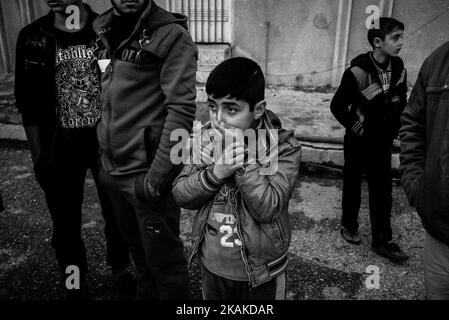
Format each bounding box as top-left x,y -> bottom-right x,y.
219,226 -> 242,248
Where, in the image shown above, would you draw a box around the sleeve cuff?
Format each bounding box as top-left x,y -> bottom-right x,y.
350,120 -> 363,135
198,166 -> 226,192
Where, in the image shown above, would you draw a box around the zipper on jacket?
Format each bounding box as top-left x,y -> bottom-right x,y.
93,34 -> 113,162
369,53 -> 392,105
188,202 -> 213,264
98,21 -> 150,164
233,194 -> 254,288
188,219 -> 206,264
39,27 -> 59,161
99,28 -> 131,163
105,60 -> 114,161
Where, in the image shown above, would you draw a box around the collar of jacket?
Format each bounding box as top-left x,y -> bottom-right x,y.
259,109 -> 293,145
351,51 -> 404,90
39,3 -> 98,34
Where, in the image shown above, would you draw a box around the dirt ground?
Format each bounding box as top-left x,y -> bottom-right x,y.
0,142 -> 425,300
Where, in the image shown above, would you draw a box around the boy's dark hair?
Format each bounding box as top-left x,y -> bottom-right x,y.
206,57 -> 265,110
367,17 -> 404,48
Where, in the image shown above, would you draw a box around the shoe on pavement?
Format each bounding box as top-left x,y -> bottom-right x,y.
340,227 -> 362,245
372,242 -> 409,263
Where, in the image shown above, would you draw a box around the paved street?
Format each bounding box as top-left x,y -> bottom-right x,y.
0,142 -> 425,300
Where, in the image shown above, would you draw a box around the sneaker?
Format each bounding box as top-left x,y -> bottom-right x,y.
113,272 -> 137,300
372,242 -> 409,263
388,242 -> 403,253
340,227 -> 362,245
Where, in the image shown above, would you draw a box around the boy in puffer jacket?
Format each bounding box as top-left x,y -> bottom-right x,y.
172,57 -> 301,300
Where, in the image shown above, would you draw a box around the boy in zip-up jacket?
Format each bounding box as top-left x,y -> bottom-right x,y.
172,57 -> 301,300
330,17 -> 408,262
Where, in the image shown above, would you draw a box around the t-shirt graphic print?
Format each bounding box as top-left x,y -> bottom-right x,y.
55,44 -> 101,129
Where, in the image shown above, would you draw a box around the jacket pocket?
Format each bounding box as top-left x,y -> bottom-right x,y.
24,59 -> 48,82
426,85 -> 449,102
139,26 -> 184,59
24,59 -> 48,88
24,58 -> 47,70
269,219 -> 287,252
425,86 -> 449,93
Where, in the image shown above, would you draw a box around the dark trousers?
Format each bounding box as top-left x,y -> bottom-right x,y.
342,134 -> 393,246
99,168 -> 189,300
0,192 -> 4,212
201,265 -> 286,300
34,142 -> 130,277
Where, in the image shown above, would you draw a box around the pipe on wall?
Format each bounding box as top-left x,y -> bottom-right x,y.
380,0 -> 395,17
0,2 -> 10,74
331,0 -> 353,87
264,20 -> 271,77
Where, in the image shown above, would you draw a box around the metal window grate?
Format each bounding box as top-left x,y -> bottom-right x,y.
163,0 -> 231,43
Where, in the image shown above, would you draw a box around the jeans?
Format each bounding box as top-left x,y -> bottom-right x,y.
34,137 -> 130,277
201,264 -> 286,300
99,168 -> 189,300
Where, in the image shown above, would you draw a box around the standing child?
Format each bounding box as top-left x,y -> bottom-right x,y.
330,17 -> 408,262
172,57 -> 301,300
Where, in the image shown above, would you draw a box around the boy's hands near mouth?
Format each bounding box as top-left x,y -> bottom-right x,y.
210,119 -> 252,172
211,119 -> 239,139
211,140 -> 245,180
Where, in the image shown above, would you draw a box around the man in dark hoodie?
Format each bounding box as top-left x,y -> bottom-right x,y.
15,0 -> 132,299
330,17 -> 408,262
400,42 -> 449,299
94,0 -> 198,299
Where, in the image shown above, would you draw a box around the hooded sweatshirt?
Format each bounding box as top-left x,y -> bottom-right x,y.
93,0 -> 198,199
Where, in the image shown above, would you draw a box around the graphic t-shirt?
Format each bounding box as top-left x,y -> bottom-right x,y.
53,26 -> 101,131
199,183 -> 249,281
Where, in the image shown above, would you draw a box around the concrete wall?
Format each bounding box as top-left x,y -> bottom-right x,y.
1,0 -> 448,88
345,0 -> 449,89
232,0 -> 449,88
0,1 -> 46,74
393,0 -> 449,88
232,0 -> 338,88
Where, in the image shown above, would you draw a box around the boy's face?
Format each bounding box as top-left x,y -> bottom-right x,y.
375,28 -> 404,57
46,0 -> 82,12
207,95 -> 265,131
